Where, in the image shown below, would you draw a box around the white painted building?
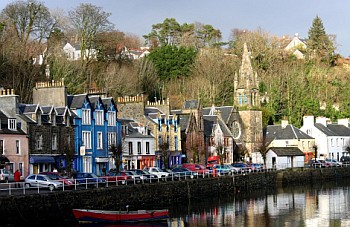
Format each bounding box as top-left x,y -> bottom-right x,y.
300,116 -> 350,161
265,147 -> 305,170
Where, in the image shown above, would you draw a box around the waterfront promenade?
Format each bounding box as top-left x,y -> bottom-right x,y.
1,167 -> 350,225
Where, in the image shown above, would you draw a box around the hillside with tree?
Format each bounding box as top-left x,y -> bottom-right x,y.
0,0 -> 349,128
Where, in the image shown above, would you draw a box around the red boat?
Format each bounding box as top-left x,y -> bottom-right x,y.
72,208 -> 169,223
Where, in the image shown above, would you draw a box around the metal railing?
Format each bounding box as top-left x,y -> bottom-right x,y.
1,164 -> 348,196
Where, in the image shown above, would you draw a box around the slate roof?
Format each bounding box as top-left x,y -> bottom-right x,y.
265,124 -> 314,141
145,107 -> 164,115
119,118 -> 153,139
0,110 -> 26,134
67,94 -> 87,109
41,106 -> 53,115
88,96 -> 100,110
19,104 -> 38,114
268,147 -> 305,156
177,114 -> 190,132
203,115 -> 231,137
315,123 -> 350,136
203,106 -> 233,122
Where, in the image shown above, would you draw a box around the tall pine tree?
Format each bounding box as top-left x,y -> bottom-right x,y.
307,16 -> 335,65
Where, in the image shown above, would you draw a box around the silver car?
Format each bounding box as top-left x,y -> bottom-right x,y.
24,174 -> 63,191
0,169 -> 14,183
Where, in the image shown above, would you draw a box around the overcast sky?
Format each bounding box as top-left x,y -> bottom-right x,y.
1,0 -> 350,57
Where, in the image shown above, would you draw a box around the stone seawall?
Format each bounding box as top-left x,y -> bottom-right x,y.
1,168 -> 350,225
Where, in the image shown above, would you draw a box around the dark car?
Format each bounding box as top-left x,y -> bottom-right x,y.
129,169 -> 158,183
72,172 -> 106,188
340,156 -> 350,165
171,167 -> 198,179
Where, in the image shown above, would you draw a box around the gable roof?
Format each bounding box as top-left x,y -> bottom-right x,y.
67,94 -> 88,109
203,115 -> 232,137
268,147 -> 305,156
315,123 -> 350,136
265,124 -> 314,141
203,106 -> 233,123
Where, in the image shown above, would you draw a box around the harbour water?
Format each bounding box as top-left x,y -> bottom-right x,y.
73,179 -> 350,227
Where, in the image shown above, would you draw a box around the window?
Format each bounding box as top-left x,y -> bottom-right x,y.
8,119 -> 16,130
52,134 -> 57,150
36,134 -> 43,150
95,110 -> 104,125
108,132 -> 116,147
108,111 -> 116,126
129,142 -> 133,155
239,94 -> 243,105
146,142 -> 150,154
82,131 -> 91,149
97,132 -> 103,149
138,142 -> 141,154
175,136 -> 178,150
0,140 -> 3,155
16,140 -> 20,154
82,109 -> 91,125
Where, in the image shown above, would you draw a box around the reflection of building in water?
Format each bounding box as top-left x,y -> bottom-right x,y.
171,186 -> 350,226
168,217 -> 184,227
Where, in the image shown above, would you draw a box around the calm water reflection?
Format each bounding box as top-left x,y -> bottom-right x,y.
168,180 -> 350,227
76,180 -> 350,227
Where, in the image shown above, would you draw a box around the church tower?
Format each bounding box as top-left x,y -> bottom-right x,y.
231,43 -> 262,162
234,43 -> 260,107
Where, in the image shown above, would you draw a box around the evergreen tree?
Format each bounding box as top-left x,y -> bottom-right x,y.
307,16 -> 335,65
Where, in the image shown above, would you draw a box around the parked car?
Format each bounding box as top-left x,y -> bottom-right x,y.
212,164 -> 232,176
0,169 -> 14,183
324,158 -> 342,167
170,167 -> 198,179
340,156 -> 350,164
249,163 -> 264,172
306,160 -> 325,168
122,171 -> 142,184
129,169 -> 158,183
100,171 -> 131,185
24,174 -> 63,191
39,172 -> 76,188
72,172 -> 106,188
225,164 -> 242,174
143,167 -> 169,180
231,163 -> 252,173
180,163 -> 210,176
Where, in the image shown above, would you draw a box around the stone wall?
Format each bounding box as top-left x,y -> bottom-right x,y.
2,168 -> 350,225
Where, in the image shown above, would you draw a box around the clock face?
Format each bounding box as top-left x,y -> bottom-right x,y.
232,121 -> 241,139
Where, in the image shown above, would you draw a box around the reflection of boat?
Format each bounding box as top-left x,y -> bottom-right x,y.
77,221 -> 169,227
72,209 -> 169,223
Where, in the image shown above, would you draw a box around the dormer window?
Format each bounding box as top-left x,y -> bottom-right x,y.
82,109 -> 91,125
95,110 -> 104,125
108,111 -> 116,126
8,119 -> 16,130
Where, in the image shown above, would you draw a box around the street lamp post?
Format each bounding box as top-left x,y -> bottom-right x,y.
313,145 -> 318,161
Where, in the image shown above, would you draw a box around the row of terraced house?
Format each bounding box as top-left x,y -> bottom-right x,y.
0,43 -> 264,178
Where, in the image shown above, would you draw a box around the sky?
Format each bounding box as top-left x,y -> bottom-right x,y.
1,0 -> 350,57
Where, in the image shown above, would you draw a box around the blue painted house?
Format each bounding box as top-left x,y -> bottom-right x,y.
68,94 -> 121,176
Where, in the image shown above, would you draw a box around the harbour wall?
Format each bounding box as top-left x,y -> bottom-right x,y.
1,167 -> 350,225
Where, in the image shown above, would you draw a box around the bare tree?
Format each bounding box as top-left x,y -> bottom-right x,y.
0,0 -> 58,103
68,3 -> 114,89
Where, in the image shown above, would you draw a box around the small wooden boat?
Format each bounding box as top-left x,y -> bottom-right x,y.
72,208 -> 169,223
